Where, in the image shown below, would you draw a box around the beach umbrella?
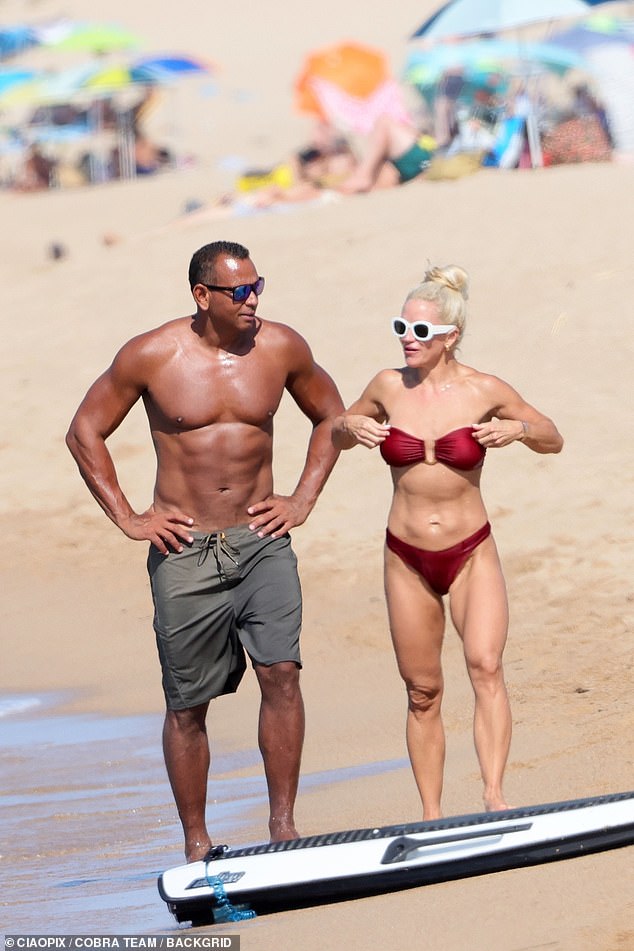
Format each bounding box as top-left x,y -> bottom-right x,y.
404,37 -> 583,92
410,0 -> 600,167
0,25 -> 38,61
294,41 -> 411,135
38,22 -> 141,54
1,63 -> 114,105
549,14 -> 634,52
4,53 -> 211,104
0,67 -> 39,99
129,54 -> 213,81
43,55 -> 214,93
411,0 -> 596,42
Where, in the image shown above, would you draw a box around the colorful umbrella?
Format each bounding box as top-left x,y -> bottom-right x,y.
1,63 -> 110,105
0,67 -> 39,98
2,53 -> 214,104
411,0 -> 595,41
129,55 -> 213,81
404,37 -> 584,91
294,41 -> 411,135
0,26 -> 38,61
38,22 -> 141,53
82,52 -> 211,86
68,55 -> 213,91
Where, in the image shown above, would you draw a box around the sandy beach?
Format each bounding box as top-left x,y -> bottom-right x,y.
2,0 -> 634,947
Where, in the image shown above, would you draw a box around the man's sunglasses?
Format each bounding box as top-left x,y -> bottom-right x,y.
392,317 -> 457,342
202,276 -> 265,303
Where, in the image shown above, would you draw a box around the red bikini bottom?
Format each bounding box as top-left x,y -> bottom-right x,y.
385,522 -> 491,596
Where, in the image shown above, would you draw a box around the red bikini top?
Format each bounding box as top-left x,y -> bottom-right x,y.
380,425 -> 486,471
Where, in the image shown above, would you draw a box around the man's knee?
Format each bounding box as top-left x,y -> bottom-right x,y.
164,702 -> 209,734
256,661 -> 301,701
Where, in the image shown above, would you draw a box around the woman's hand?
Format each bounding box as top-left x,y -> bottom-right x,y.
333,414 -> 390,449
471,418 -> 526,448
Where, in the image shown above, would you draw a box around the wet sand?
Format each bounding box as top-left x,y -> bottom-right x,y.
1,696 -> 414,934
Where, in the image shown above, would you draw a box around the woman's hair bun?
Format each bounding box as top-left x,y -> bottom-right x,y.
423,265 -> 469,300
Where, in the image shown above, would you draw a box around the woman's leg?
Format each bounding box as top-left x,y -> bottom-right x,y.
385,547 -> 447,819
449,537 -> 512,811
339,116 -> 415,193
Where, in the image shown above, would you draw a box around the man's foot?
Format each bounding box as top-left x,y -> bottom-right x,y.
269,816 -> 299,842
185,837 -> 213,863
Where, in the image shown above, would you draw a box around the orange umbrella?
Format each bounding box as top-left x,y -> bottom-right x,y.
294,41 -> 409,134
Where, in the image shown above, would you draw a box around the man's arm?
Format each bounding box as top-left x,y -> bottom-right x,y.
66,341 -> 194,554
247,331 -> 344,538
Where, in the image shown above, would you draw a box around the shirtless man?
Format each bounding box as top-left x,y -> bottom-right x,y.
66,240 -> 344,861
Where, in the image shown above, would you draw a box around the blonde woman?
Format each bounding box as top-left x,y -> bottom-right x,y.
333,266 -> 563,818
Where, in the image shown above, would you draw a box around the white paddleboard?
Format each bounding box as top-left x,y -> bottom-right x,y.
158,790 -> 634,924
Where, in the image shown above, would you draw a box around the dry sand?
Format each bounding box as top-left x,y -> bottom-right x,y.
1,0 -> 633,947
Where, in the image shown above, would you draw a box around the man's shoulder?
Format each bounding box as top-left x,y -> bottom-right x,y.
118,316 -> 190,355
258,317 -> 310,353
138,315 -> 191,341
258,316 -> 301,338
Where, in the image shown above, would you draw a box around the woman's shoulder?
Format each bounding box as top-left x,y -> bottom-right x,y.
459,364 -> 514,392
365,366 -> 405,393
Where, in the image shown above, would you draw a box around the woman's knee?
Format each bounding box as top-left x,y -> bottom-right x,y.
466,651 -> 505,691
405,677 -> 443,714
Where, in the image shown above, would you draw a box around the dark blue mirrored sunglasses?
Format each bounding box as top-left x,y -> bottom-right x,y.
202,276 -> 265,302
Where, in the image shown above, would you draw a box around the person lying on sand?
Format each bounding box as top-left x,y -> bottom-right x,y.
339,114 -> 436,194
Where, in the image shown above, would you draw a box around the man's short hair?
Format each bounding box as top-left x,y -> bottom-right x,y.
188,241 -> 250,288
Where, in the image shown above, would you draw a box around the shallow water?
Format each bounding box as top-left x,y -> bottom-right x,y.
0,693 -> 247,932
0,693 -> 408,932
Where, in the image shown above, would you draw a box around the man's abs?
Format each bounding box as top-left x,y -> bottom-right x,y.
151,423 -> 275,531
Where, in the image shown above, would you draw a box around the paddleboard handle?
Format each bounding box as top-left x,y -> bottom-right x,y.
381,822 -> 532,864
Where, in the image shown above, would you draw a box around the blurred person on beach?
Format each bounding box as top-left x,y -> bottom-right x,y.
14,144 -> 56,191
118,140 -> 359,242
176,138 -> 358,225
228,139 -> 356,205
339,113 -> 436,194
66,240 -> 344,860
332,265 -> 563,817
433,68 -> 466,150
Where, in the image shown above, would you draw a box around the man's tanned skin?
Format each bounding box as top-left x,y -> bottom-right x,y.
66,241 -> 344,860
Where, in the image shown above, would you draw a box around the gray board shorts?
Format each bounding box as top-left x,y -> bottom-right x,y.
147,525 -> 302,710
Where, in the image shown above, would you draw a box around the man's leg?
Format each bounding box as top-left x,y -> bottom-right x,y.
163,701 -> 213,862
254,661 -> 304,841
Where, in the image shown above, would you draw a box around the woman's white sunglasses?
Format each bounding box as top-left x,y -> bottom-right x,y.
392,317 -> 457,342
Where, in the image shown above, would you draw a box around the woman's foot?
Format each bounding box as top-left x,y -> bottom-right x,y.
484,792 -> 510,812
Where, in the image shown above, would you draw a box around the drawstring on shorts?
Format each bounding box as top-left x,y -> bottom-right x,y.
197,531 -> 240,581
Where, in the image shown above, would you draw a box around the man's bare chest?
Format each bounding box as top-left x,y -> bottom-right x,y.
145,356 -> 287,431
